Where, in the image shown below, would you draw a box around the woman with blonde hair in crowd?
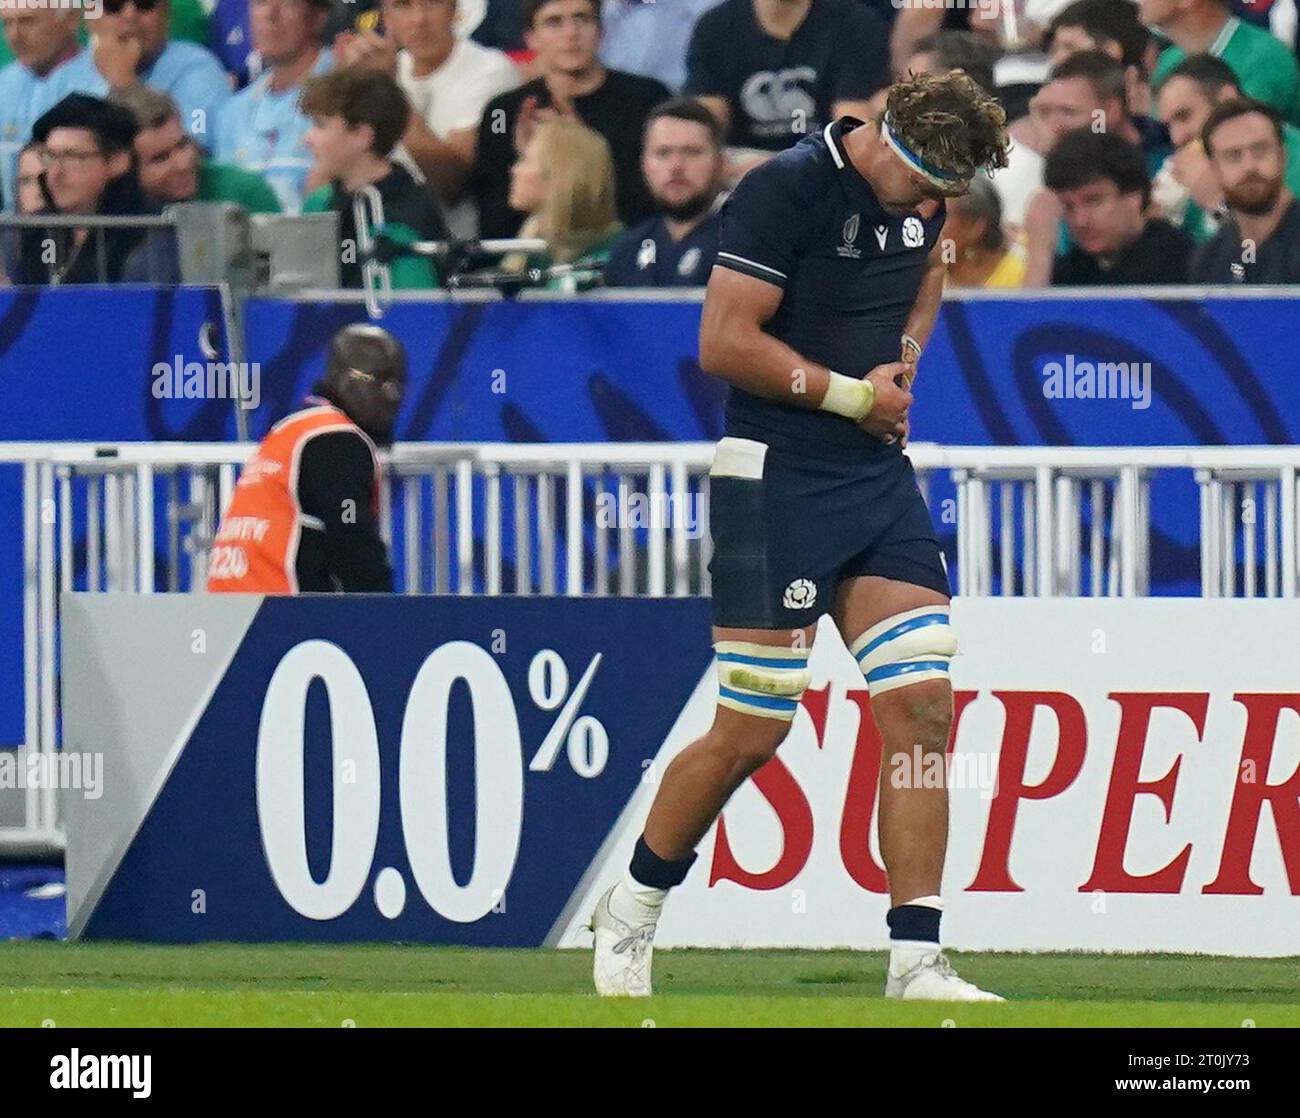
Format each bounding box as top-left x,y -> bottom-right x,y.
505,116 -> 622,288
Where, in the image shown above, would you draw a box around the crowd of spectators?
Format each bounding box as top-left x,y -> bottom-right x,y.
1,0 -> 1299,288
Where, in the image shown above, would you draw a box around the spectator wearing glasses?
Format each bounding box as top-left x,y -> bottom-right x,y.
62,0 -> 233,154
113,86 -> 281,212
0,8 -> 85,211
1191,98 -> 1300,283
1044,127 -> 1192,284
13,93 -> 151,285
471,0 -> 670,238
333,0 -> 520,238
214,0 -> 334,213
604,97 -> 726,288
1154,54 -> 1300,241
302,67 -> 447,290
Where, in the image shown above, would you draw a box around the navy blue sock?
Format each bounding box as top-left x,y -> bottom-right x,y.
887,904 -> 942,945
628,834 -> 696,890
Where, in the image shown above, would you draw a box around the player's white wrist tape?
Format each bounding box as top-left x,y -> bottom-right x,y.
901,334 -> 923,362
818,371 -> 875,421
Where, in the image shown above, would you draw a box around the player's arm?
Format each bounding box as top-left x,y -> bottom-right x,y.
899,235 -> 947,382
699,266 -> 911,441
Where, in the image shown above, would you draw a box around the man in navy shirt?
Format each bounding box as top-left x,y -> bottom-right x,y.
591,72 -> 1012,1003
604,98 -> 725,288
685,0 -> 888,172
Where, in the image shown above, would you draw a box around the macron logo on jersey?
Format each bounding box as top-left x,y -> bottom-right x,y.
862,216 -> 926,255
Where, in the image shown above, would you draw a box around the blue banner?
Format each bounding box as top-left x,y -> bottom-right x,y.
240,294 -> 1300,448
0,285 -> 235,442
0,288 -> 1292,448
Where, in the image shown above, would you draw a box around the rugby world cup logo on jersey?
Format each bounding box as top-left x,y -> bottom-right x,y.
902,216 -> 925,249
837,215 -> 862,259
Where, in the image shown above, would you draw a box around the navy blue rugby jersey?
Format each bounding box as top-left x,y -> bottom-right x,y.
604,207 -> 724,288
712,117 -> 946,458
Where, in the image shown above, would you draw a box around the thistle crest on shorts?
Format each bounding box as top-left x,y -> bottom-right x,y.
783,578 -> 817,610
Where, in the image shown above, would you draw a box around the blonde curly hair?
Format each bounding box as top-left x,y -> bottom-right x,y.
883,71 -> 1011,191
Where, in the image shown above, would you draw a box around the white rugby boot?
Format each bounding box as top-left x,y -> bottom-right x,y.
591,885 -> 657,997
885,948 -> 1005,1002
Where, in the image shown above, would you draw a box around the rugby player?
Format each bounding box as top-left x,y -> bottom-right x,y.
592,72 -> 1011,1000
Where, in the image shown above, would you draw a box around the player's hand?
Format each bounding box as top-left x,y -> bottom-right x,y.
859,362 -> 913,444
894,364 -> 915,446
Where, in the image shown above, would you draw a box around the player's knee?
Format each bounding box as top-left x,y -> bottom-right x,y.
705,715 -> 790,776
715,639 -> 811,723
711,639 -> 809,767
895,684 -> 953,750
850,605 -> 957,699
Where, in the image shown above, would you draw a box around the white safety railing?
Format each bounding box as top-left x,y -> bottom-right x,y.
3,440 -> 1300,856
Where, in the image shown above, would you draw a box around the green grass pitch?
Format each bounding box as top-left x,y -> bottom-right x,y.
1,944 -> 1297,1027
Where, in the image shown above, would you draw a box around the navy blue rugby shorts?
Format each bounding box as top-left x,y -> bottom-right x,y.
707,435 -> 950,630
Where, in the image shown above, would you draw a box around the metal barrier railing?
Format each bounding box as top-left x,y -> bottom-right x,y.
3,440 -> 1300,856
0,212 -> 176,285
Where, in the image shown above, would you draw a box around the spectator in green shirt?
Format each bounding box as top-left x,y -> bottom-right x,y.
301,66 -> 446,290
1141,0 -> 1300,125
113,85 -> 280,211
1154,52 -> 1300,241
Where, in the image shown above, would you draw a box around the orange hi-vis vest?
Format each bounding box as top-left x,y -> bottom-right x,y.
207,403 -> 382,594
